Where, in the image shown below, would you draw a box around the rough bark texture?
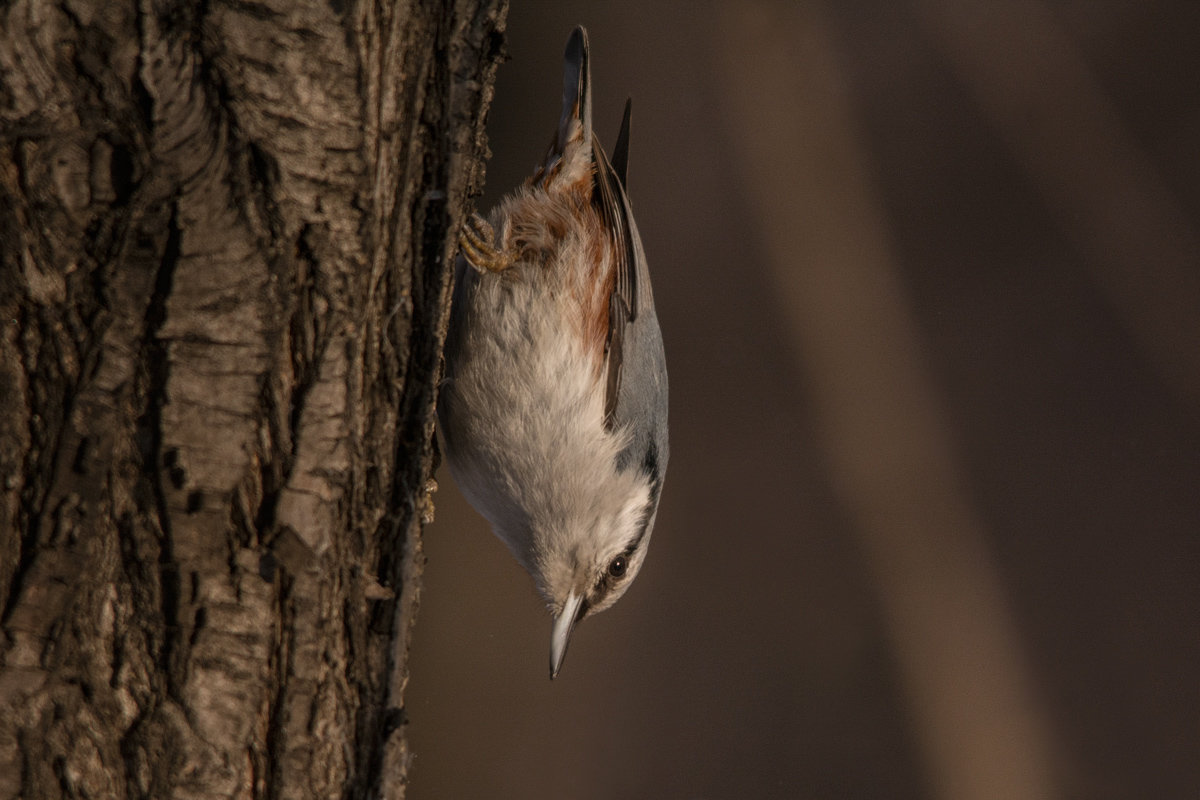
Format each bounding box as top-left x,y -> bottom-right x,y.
0,0 -> 507,797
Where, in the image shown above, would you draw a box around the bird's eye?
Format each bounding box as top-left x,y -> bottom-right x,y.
608,555 -> 628,578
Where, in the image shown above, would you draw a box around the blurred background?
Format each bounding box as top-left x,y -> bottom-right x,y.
408,1 -> 1200,798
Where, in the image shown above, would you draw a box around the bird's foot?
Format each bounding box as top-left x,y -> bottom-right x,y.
459,213 -> 514,273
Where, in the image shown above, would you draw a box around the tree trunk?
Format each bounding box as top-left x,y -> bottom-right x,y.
0,1 -> 506,797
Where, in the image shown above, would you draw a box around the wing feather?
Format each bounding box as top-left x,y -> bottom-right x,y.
593,140 -> 639,429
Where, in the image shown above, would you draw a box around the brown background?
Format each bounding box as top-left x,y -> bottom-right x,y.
407,2 -> 1200,798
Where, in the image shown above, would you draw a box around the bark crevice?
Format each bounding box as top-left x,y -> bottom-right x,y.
0,1 -> 509,798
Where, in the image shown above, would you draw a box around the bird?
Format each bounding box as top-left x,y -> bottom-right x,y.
437,26 -> 668,679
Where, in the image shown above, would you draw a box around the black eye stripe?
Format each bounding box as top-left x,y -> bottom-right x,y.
643,440 -> 660,485
593,441 -> 662,599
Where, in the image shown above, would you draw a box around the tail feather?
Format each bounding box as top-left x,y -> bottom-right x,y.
611,98 -> 632,188
557,26 -> 592,156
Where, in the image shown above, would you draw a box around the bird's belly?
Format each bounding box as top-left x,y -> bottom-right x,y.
439,268 -> 610,534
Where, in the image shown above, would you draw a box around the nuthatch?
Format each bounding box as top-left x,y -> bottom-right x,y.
438,26 -> 668,678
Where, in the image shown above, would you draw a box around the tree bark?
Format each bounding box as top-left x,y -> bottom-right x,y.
0,0 -> 506,797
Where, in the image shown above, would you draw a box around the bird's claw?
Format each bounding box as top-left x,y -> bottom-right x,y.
459,213 -> 513,273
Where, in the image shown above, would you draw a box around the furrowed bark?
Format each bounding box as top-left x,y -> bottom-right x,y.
0,1 -> 507,798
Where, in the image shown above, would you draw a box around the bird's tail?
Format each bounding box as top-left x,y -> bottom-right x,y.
556,26 -> 592,157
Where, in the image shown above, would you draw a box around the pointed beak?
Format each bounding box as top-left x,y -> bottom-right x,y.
550,591 -> 586,679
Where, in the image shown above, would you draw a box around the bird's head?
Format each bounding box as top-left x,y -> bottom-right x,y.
515,456 -> 661,678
